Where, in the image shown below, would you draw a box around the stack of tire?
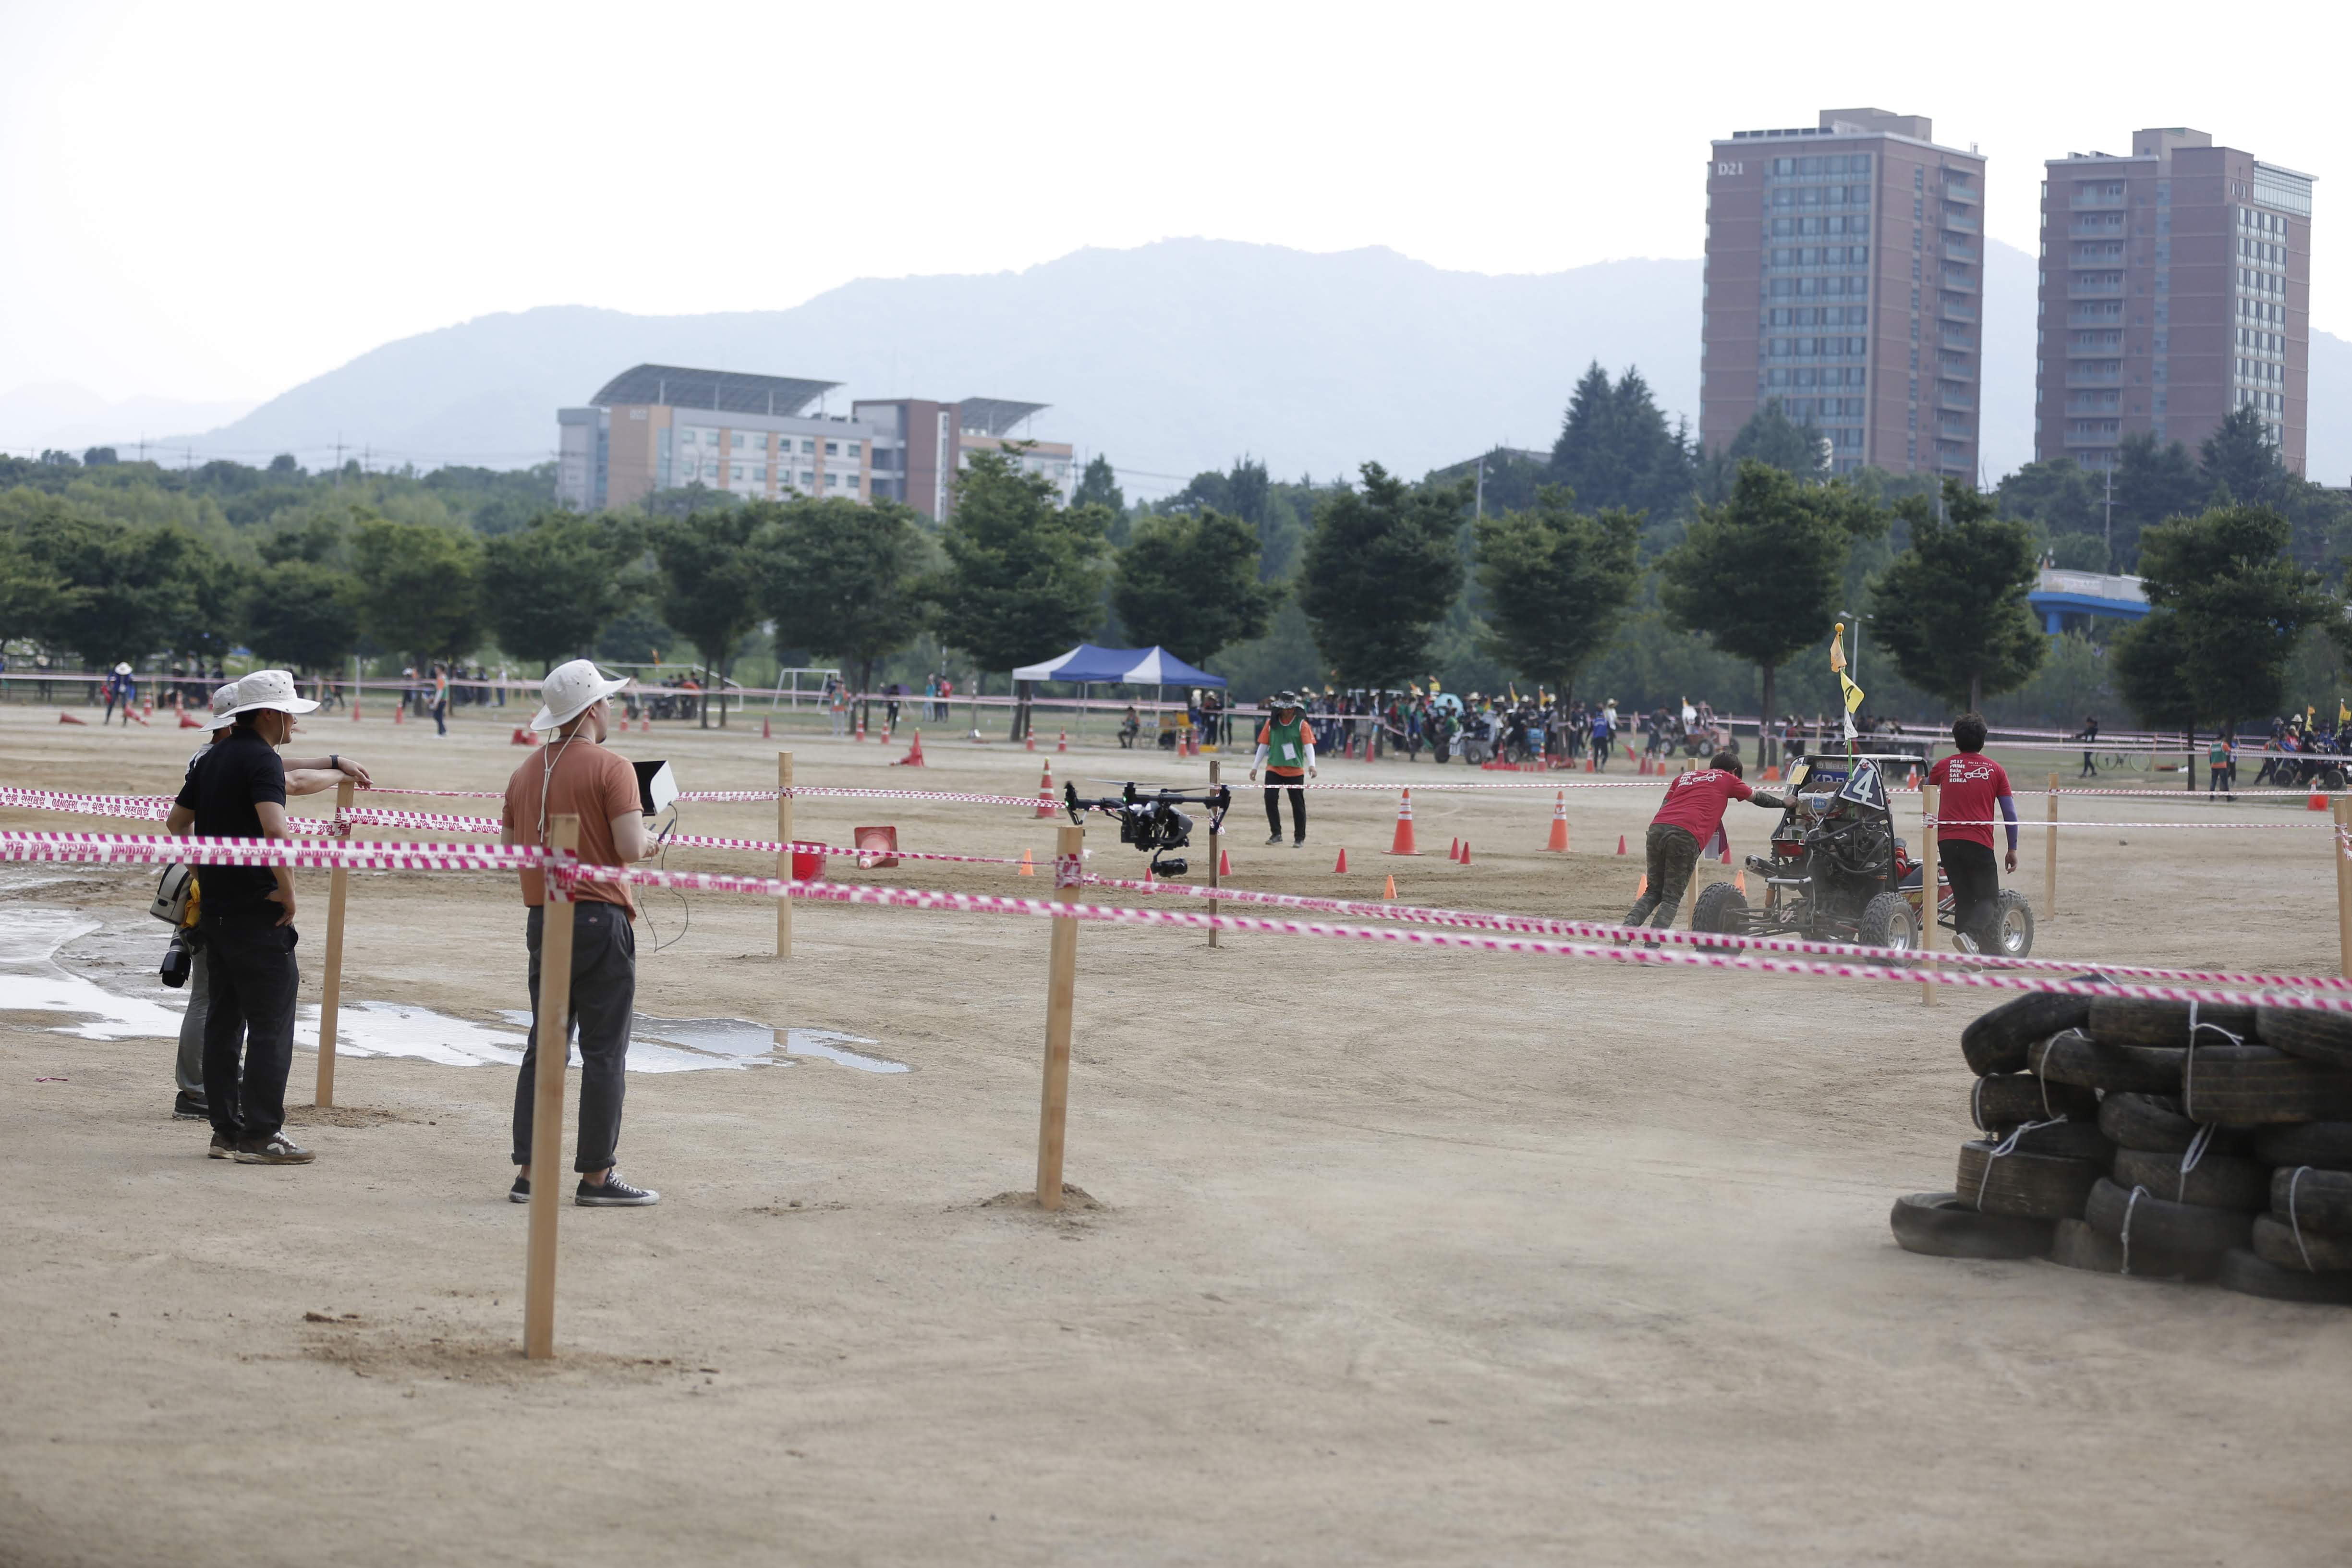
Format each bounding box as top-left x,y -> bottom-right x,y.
1891,992 -> 2352,1306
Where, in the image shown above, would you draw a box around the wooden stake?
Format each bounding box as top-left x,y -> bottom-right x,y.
2335,796 -> 2352,979
1919,782 -> 1938,1007
523,814 -> 580,1361
2044,772 -> 2059,917
776,751 -> 793,959
315,777 -> 354,1107
1036,823 -> 1082,1210
1206,759 -> 1221,949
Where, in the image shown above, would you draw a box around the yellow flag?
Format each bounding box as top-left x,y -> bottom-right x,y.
1838,671 -> 1866,714
2339,699 -> 2348,726
1829,623 -> 1847,673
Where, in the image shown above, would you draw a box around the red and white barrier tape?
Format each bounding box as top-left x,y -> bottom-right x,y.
0,786 -> 348,836
0,829 -> 542,873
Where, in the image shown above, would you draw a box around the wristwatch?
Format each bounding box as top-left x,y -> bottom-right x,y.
330,753 -> 341,773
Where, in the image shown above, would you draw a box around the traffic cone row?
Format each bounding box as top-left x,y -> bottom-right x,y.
1545,790 -> 1569,852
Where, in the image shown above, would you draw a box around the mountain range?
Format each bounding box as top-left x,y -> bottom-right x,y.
21,237 -> 2352,491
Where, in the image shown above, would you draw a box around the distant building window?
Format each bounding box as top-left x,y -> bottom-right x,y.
846,442 -> 861,458
824,441 -> 839,457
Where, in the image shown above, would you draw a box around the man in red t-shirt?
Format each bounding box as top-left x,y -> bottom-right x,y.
1625,750 -> 1785,928
1926,712 -> 2017,953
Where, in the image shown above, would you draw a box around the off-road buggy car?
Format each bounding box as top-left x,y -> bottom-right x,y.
1688,752 -> 2034,956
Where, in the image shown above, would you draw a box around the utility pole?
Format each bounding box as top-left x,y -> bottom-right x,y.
2103,464 -> 2114,558
1474,452 -> 1486,520
334,433 -> 346,488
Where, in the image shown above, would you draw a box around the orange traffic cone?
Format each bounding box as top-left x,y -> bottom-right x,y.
1035,763 -> 1056,819
1025,729 -> 1035,752
1218,847 -> 1232,876
855,713 -> 866,741
352,695 -> 362,721
1057,729 -> 1067,753
1018,847 -> 1036,876
762,714 -> 772,739
1382,874 -> 1396,901
1720,840 -> 1732,865
510,726 -> 535,747
394,701 -> 404,725
1141,864 -> 1156,894
178,708 -> 203,729
639,716 -> 649,732
2311,790 -> 2331,812
1458,840 -> 1471,866
1546,790 -> 1569,852
1334,848 -> 1348,874
1734,868 -> 1748,895
1385,789 -> 1419,855
894,729 -> 926,766
1617,833 -> 1628,855
59,711 -> 86,725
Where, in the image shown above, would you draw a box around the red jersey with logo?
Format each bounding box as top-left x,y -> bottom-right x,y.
1650,769 -> 1753,842
1928,753 -> 2012,849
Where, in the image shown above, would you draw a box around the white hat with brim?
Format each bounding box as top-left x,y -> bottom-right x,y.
113,662 -> 133,676
219,668 -> 319,719
531,658 -> 631,732
205,681 -> 242,729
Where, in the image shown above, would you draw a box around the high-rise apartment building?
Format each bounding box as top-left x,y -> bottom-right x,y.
853,398 -> 1076,521
2033,129 -> 2313,474
557,365 -> 874,513
1703,108 -> 1987,478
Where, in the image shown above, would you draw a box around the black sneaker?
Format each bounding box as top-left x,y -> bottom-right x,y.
1264,832 -> 1283,846
173,1093 -> 209,1121
1292,838 -> 1307,849
576,1171 -> 659,1207
208,1131 -> 235,1160
509,1176 -> 531,1203
233,1133 -> 315,1165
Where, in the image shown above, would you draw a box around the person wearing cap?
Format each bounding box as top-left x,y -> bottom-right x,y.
104,661 -> 136,724
164,669 -> 319,1164
1249,690 -> 1318,848
166,681 -> 374,1122
500,658 -> 661,1208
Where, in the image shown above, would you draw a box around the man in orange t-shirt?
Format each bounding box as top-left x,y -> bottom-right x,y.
500,659 -> 659,1208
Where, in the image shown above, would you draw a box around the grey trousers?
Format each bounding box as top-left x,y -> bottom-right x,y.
174,945 -> 211,1097
510,902 -> 637,1174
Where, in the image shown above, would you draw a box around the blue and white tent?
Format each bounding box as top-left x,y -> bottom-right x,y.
1011,644 -> 1226,689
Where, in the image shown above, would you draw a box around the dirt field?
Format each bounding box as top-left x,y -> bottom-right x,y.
4,702 -> 2350,1567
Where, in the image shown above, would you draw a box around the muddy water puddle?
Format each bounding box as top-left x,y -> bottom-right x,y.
1,906 -> 904,1074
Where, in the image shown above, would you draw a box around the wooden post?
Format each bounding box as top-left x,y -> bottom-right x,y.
1036,823 -> 1083,1210
523,814 -> 580,1361
1919,782 -> 1938,1007
2334,796 -> 2352,979
1206,759 -> 1221,949
1683,850 -> 1702,926
315,777 -> 355,1107
776,752 -> 793,960
2044,773 -> 2060,917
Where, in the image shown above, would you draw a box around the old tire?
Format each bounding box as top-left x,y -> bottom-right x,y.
2029,1030 -> 2184,1096
1962,994 -> 2093,1077
2183,1044 -> 2352,1126
2255,1005 -> 2352,1069
2088,997 -> 2257,1048
2085,1176 -> 2254,1263
1993,889 -> 2035,958
2253,1122 -> 2352,1170
1954,1140 -> 2101,1219
1973,1073 -> 2098,1132
2047,1217 -> 2204,1280
1857,890 -> 1916,952
2268,1166 -> 2352,1234
2110,1146 -> 2270,1211
2250,1213 -> 2352,1273
2097,1093 -> 2253,1155
1888,1191 -> 2054,1261
2217,1248 -> 2352,1305
1690,882 -> 1749,950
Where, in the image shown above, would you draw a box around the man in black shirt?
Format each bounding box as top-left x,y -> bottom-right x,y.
168,669 -> 318,1165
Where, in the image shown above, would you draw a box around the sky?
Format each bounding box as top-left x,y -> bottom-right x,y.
1,0 -> 2342,413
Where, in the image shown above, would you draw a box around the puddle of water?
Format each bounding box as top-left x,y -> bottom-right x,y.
1,905 -> 908,1076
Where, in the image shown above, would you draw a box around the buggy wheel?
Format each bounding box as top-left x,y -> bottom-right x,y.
1995,889 -> 2035,958
1858,891 -> 1917,951
1690,882 -> 1749,951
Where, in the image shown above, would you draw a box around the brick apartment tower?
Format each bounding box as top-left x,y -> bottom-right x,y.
2033,129 -> 2313,475
1703,109 -> 1987,479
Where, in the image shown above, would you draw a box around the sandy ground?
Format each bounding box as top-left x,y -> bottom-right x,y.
4,702 -> 2350,1567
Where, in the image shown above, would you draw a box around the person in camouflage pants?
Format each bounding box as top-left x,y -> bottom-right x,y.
1623,751 -> 1783,929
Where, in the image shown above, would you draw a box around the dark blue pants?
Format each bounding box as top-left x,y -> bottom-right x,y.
200,906 -> 300,1143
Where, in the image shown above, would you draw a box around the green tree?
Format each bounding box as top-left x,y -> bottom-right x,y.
1997,456 -> 2102,539
244,560 -> 362,675
1470,486 -> 1640,705
1297,463 -> 1468,688
0,490 -> 74,648
770,497 -> 932,727
6,498 -> 233,666
2117,503 -> 2330,741
2199,406 -> 2287,505
353,517 -> 484,665
1548,363 -> 1695,521
1070,455 -> 1125,515
931,447 -> 1113,735
1658,459 -> 1886,757
654,504 -> 771,728
2111,432 -> 2203,569
1868,480 -> 2046,711
1111,509 -> 1283,663
480,511 -> 646,673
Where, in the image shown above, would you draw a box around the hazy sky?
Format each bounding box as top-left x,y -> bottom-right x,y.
2,0 -> 2341,406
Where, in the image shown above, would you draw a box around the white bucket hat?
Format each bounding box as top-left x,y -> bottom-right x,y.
113,662 -> 133,675
220,668 -> 319,719
531,658 -> 631,732
205,681 -> 242,729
